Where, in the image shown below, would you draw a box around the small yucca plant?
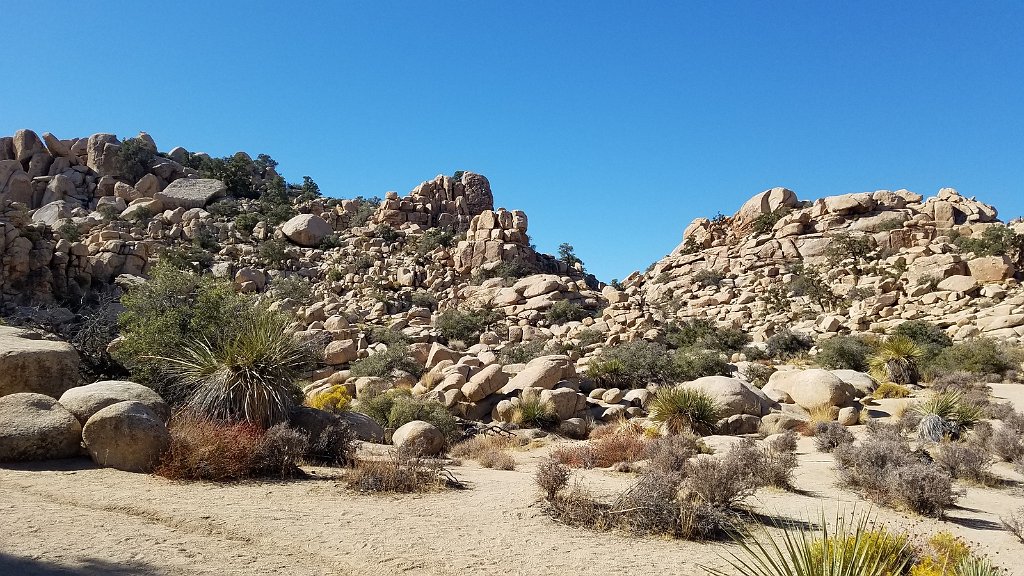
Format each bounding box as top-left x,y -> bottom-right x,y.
868,335 -> 924,386
158,310 -> 312,428
913,391 -> 985,442
705,510 -> 913,576
512,394 -> 560,429
648,386 -> 720,436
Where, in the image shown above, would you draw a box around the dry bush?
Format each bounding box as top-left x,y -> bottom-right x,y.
933,441 -> 995,485
535,457 -> 570,500
451,434 -> 519,470
550,426 -> 650,469
989,426 -> 1024,462
478,451 -> 516,470
155,415 -> 307,481
833,436 -> 959,517
647,433 -> 703,474
767,429 -> 799,454
1001,506 -> 1024,544
814,421 -> 854,452
930,370 -> 980,393
872,382 -> 911,399
304,420 -> 355,465
807,403 -> 839,430
346,452 -> 455,493
683,440 -> 765,507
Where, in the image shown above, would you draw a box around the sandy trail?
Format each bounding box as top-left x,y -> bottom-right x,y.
2,384 -> 1023,575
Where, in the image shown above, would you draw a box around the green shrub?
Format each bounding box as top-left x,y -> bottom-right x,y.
787,263 -> 841,309
259,238 -> 290,267
472,258 -> 535,283
873,382 -> 911,399
156,309 -> 311,428
346,196 -> 380,228
692,269 -> 725,287
357,389 -> 456,439
499,339 -> 551,364
648,386 -> 720,435
954,224 -> 1024,261
512,394 -> 560,429
114,263 -> 250,387
666,319 -> 750,353
234,212 -> 260,234
206,199 -> 241,218
927,338 -> 1021,379
765,329 -> 813,359
674,350 -> 731,380
196,154 -> 260,199
751,206 -> 790,235
349,342 -> 421,379
375,224 -> 400,244
913,391 -> 985,442
269,276 -> 312,302
892,320 -> 952,356
587,340 -> 678,389
435,307 -> 500,343
57,220 -> 82,242
115,136 -> 155,185
825,232 -> 874,270
815,335 -> 872,372
416,227 -> 457,255
546,300 -> 589,324
296,176 -> 321,203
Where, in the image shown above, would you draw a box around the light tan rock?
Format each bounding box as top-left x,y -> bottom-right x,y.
0,393 -> 82,461
392,420 -> 445,456
763,369 -> 857,409
82,401 -> 170,473
59,380 -> 169,424
0,327 -> 80,398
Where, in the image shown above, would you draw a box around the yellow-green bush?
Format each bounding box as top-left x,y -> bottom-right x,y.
306,386 -> 351,413
874,382 -> 912,399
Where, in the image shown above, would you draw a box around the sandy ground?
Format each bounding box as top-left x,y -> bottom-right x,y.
2,386 -> 1023,575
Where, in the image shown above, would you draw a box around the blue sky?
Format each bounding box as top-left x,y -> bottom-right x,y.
3,1 -> 1023,281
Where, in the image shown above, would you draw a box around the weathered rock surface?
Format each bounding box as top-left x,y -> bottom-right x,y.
763,369 -> 857,409
0,326 -> 80,398
82,401 -> 170,473
282,214 -> 332,247
59,380 -> 169,424
0,393 -> 82,461
392,420 -> 445,456
681,376 -> 776,417
154,178 -> 226,210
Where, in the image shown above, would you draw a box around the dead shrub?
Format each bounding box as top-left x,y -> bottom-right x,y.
535,457 -> 570,500
478,450 -> 516,470
814,421 -> 855,452
683,440 -> 766,507
933,441 -> 995,485
647,433 -> 703,474
989,426 -> 1024,462
767,429 -> 799,454
1001,506 -> 1024,544
304,420 -> 355,465
346,452 -> 456,493
155,414 -> 307,481
551,427 -> 650,469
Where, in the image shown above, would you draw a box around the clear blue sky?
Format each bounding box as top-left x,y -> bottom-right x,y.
4,1 -> 1023,281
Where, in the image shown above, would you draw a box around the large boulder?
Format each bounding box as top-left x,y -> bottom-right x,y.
763,369 -> 857,409
82,401 -> 170,473
291,406 -> 384,443
0,327 -> 80,398
681,376 -> 776,417
460,172 -> 494,217
59,381 -> 169,425
499,355 -> 573,394
734,187 -> 799,227
336,411 -> 385,443
461,364 -> 509,402
537,388 -> 587,421
281,214 -> 332,247
967,256 -> 1016,283
0,393 -> 82,461
392,420 -> 445,456
829,370 -> 878,398
323,339 -> 358,365
154,178 -> 226,210
0,159 -> 33,204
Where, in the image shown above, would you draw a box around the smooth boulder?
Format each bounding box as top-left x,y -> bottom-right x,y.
0,326 -> 80,398
59,380 -> 169,424
681,376 -> 776,417
763,369 -> 857,409
0,393 -> 82,461
82,401 -> 170,473
392,420 -> 445,456
281,214 -> 332,247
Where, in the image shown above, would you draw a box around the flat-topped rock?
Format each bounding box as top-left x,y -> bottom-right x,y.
154,178 -> 226,209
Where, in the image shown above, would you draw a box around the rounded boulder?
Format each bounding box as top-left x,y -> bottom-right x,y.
0,393 -> 82,461
281,214 -> 332,247
392,420 -> 445,456
59,380 -> 169,425
682,375 -> 776,417
763,369 -> 857,410
82,401 -> 170,473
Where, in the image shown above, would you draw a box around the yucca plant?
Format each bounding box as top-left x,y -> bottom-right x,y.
705,510 -> 913,576
912,391 -> 985,442
512,394 -> 560,429
954,555 -> 1001,576
648,386 -> 721,436
158,309 -> 312,428
868,335 -> 924,386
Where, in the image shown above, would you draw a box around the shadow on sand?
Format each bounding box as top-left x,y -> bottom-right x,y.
0,553 -> 169,576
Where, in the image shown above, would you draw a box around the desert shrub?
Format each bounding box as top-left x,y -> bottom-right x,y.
807,403 -> 839,430
892,320 -> 952,355
535,457 -> 570,499
815,335 -> 872,371
269,275 -> 312,302
913,391 -> 985,442
450,434 -> 518,467
741,363 -> 776,388
157,242 -> 215,271
989,426 -> 1024,462
357,390 -> 456,440
927,338 -> 1021,379
546,300 -> 589,324
349,341 -> 422,378
648,386 -> 720,435
825,232 -> 875,270
646,433 -> 703,474
205,199 -> 240,218
194,154 -> 260,199
787,263 -> 841,309
156,415 -> 307,481
869,335 -> 923,386
344,196 -> 380,228
707,512 -> 913,576
682,440 -> 767,507
551,426 -> 650,469
304,419 -> 355,465
114,263 -> 252,388
512,394 -> 560,429
833,437 -> 958,517
346,452 -> 455,493
435,307 -> 500,343
1002,506 -> 1024,544
912,531 -> 1002,576
814,421 -> 855,452
57,220 -> 82,242
743,437 -> 798,490
258,238 -> 291,267
587,340 -> 678,388
666,319 -> 750,353
305,385 -> 351,413
692,268 -> 725,287
931,371 -> 981,393
575,329 -> 604,348
765,329 -> 814,359
558,242 -> 583,269
933,441 -> 993,484
953,224 -> 1024,260
741,345 -> 770,361
115,136 -> 155,184
499,339 -> 550,364
157,309 -> 311,428
873,382 -> 911,399
375,224 -> 401,244
415,227 -> 457,255
472,258 -> 535,283
751,206 -> 791,235
674,349 -> 732,380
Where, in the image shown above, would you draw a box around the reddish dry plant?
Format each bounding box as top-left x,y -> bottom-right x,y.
550,428 -> 651,469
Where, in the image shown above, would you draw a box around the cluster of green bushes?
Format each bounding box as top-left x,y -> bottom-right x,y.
356,389 -> 457,441
665,319 -> 750,353
435,307 -> 500,344
546,300 -> 590,324
587,340 -> 730,388
953,224 -> 1024,264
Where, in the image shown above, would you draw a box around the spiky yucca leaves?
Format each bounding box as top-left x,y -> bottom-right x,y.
512,394 -> 560,429
159,310 -> 311,428
913,391 -> 985,442
953,556 -> 1001,576
868,335 -> 924,386
704,510 -> 913,576
649,386 -> 721,436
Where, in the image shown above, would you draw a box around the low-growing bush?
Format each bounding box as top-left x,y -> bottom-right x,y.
155,415 -> 307,481
550,426 -> 650,469
349,342 -> 422,379
933,440 -> 994,485
450,434 -> 518,470
815,335 -> 872,372
814,421 -> 855,452
346,452 -> 456,493
587,340 -> 678,388
682,440 -> 768,507
873,381 -> 911,399
989,426 -> 1024,462
535,457 -> 570,500
665,319 -> 750,353
546,300 -> 590,324
357,390 -> 457,440
499,339 -> 551,364
646,432 -> 703,474
740,363 -> 776,388
511,394 -> 560,429
674,349 -> 732,381
648,386 -> 721,435
927,337 -> 1021,379
435,307 -> 500,344
765,329 -> 814,359
892,319 -> 952,356
305,385 -> 352,413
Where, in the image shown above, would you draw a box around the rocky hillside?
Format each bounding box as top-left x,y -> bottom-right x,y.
629,186 -> 1024,344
